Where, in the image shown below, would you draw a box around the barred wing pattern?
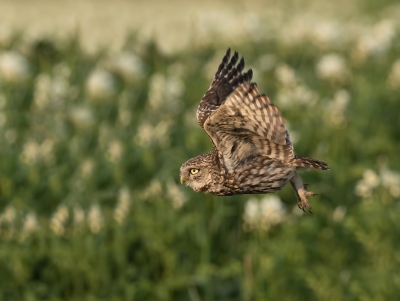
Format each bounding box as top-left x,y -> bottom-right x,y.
196,48 -> 253,128
204,82 -> 294,170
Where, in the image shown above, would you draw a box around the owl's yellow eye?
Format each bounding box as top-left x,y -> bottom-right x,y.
190,169 -> 199,175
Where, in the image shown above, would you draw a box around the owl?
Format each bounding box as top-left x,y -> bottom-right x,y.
180,49 -> 329,213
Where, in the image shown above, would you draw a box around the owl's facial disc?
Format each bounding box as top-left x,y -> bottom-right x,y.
180,161 -> 212,192
180,166 -> 201,185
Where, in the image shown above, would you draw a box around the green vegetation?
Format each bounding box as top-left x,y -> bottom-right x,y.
0,13 -> 400,301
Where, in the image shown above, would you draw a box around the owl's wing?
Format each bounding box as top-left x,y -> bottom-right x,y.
196,48 -> 253,128
203,82 -> 294,170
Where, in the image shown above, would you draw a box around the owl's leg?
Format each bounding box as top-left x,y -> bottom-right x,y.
289,173 -> 317,213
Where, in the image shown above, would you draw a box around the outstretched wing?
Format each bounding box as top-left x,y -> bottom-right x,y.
196,48 -> 253,128
204,82 -> 294,170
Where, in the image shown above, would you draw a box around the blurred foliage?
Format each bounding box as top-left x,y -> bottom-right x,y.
0,7 -> 400,301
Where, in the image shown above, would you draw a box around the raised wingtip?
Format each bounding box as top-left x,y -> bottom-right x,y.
247,69 -> 253,80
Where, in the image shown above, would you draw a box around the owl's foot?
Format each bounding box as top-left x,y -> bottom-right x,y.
290,173 -> 316,213
297,190 -> 318,213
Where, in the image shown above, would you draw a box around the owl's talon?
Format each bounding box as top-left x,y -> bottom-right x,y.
303,184 -> 309,189
297,199 -> 312,213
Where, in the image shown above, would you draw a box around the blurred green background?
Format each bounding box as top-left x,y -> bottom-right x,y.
0,0 -> 400,300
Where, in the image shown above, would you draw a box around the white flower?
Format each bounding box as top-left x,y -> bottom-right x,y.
275,64 -> 297,86
33,73 -> 51,108
69,106 -> 95,129
19,139 -> 55,165
1,206 -> 16,224
259,195 -> 285,229
355,181 -> 372,198
363,169 -> 380,188
50,205 -> 69,236
243,198 -> 261,228
355,20 -> 396,60
40,139 -> 55,165
147,72 -> 183,113
380,168 -> 400,198
114,187 -> 131,224
332,206 -> 347,222
0,51 -> 30,83
355,169 -> 380,198
33,73 -> 69,109
88,204 -> 103,233
380,168 -> 400,188
21,212 -> 39,240
105,140 -> 123,163
328,89 -> 350,126
243,196 -> 285,231
316,53 -> 348,82
142,180 -> 163,200
112,51 -> 144,82
86,69 -> 116,99
20,141 -> 40,165
331,90 -> 350,111
387,59 -> 400,90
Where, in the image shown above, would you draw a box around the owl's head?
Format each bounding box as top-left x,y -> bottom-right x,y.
180,154 -> 214,193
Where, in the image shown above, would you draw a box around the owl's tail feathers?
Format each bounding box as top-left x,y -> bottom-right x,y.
290,156 -> 330,171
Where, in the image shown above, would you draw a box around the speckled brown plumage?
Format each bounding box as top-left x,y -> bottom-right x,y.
180,49 -> 329,213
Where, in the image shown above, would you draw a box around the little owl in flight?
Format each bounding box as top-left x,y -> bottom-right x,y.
180,49 -> 329,213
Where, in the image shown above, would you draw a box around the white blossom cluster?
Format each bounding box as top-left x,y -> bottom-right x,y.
353,20 -> 396,62
326,90 -> 350,127
19,139 -> 56,165
0,206 -> 39,241
275,64 -> 318,108
355,168 -> 400,199
0,51 -> 30,83
243,195 -> 286,232
114,187 -> 132,225
316,53 -> 349,83
49,203 -> 105,236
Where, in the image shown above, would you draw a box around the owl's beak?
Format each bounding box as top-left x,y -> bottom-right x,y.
180,176 -> 186,184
